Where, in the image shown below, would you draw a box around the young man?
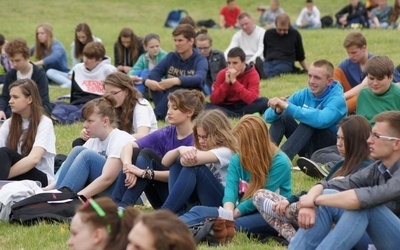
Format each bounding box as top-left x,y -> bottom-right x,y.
51,42 -> 116,124
144,24 -> 207,120
335,0 -> 368,28
206,47 -> 268,118
259,0 -> 285,29
263,13 -> 308,79
289,111 -> 400,250
0,34 -> 11,84
195,33 -> 226,96
224,12 -> 265,65
302,56 -> 400,179
219,0 -> 241,28
0,38 -> 51,120
264,59 -> 347,161
335,32 -> 373,114
295,0 -> 322,29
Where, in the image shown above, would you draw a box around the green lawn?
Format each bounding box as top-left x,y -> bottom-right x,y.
0,0 -> 399,249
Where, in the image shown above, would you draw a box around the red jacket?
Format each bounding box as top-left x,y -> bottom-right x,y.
210,65 -> 260,105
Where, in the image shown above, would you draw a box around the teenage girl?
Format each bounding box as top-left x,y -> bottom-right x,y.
114,28 -> 144,74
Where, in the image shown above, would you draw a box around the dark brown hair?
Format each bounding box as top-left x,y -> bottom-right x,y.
7,79 -> 43,157
364,56 -> 394,80
172,24 -> 196,40
332,115 -> 371,178
115,28 -> 141,66
74,23 -> 94,61
83,42 -> 105,60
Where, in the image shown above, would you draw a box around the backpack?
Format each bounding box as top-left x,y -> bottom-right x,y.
9,186 -> 82,225
164,9 -> 188,28
196,19 -> 217,28
320,15 -> 333,28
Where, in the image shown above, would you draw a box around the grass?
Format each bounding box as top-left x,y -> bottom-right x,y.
0,0 -> 399,249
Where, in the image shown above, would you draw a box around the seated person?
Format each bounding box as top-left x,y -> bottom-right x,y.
224,12 -> 265,65
51,42 -> 117,124
114,28 -> 144,74
388,0 -> 400,29
195,33 -> 226,96
295,0 -> 322,29
31,23 -> 70,87
263,13 -> 308,79
143,24 -> 207,120
356,55 -> 400,124
264,59 -> 347,161
259,0 -> 285,29
370,0 -> 393,28
128,33 -> 167,94
0,34 -> 11,84
0,38 -> 52,120
334,32 -> 373,114
206,47 -> 268,118
335,0 -> 368,27
219,0 -> 241,29
310,55 -> 400,174
289,111 -> 400,250
46,96 -> 136,198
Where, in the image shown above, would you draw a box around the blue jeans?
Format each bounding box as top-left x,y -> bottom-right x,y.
55,146 -> 116,195
269,113 -> 337,160
180,206 -> 278,236
111,148 -> 169,208
51,104 -> 84,125
205,97 -> 269,118
151,86 -> 181,119
289,189 -> 374,250
263,60 -> 294,79
161,159 -> 224,214
46,69 -> 71,88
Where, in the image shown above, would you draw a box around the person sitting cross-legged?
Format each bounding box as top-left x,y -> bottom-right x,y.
206,47 -> 268,118
264,59 -> 347,161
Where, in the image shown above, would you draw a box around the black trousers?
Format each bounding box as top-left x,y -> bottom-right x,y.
0,147 -> 48,186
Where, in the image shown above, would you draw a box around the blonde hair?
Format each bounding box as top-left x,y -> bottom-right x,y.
232,115 -> 279,201
33,23 -> 54,60
193,110 -> 237,152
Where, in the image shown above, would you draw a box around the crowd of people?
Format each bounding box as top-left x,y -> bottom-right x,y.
1,0 -> 400,249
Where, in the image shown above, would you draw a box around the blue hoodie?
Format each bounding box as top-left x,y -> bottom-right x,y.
144,49 -> 207,90
264,81 -> 347,133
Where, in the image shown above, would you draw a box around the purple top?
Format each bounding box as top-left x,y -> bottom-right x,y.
136,125 -> 193,157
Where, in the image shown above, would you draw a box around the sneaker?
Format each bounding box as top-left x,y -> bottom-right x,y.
292,166 -> 301,171
297,157 -> 328,179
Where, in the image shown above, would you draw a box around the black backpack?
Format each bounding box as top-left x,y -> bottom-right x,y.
320,15 -> 333,28
9,186 -> 83,225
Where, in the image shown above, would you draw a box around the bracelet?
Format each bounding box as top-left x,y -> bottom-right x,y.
313,195 -> 320,207
141,167 -> 154,180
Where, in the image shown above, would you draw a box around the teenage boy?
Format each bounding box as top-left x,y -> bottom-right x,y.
289,111 -> 400,250
334,32 -> 373,114
51,42 -> 116,124
0,38 -> 51,120
264,59 -> 347,161
144,24 -> 207,120
206,47 -> 268,118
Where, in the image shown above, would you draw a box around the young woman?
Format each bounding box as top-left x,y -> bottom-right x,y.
73,72 -> 157,147
179,115 -> 292,236
45,96 -> 136,198
127,210 -> 196,250
114,28 -> 144,74
67,197 -> 139,250
253,115 -> 372,242
128,33 -> 167,93
31,23 -> 70,87
160,109 -> 237,214
0,79 -> 56,186
389,0 -> 400,29
71,23 -> 102,67
111,89 -> 206,209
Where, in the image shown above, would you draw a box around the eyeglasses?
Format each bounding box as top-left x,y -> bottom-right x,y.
108,89 -> 123,95
197,47 -> 210,51
197,134 -> 208,141
370,132 -> 400,141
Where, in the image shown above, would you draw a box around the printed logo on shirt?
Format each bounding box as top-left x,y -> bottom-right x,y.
167,66 -> 195,77
82,80 -> 106,95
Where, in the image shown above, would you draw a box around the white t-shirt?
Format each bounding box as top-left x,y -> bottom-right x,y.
0,115 -> 56,183
83,128 -> 135,159
132,98 -> 158,134
206,147 -> 234,187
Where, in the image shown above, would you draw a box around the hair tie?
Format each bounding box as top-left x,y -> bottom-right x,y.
118,209 -> 124,218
